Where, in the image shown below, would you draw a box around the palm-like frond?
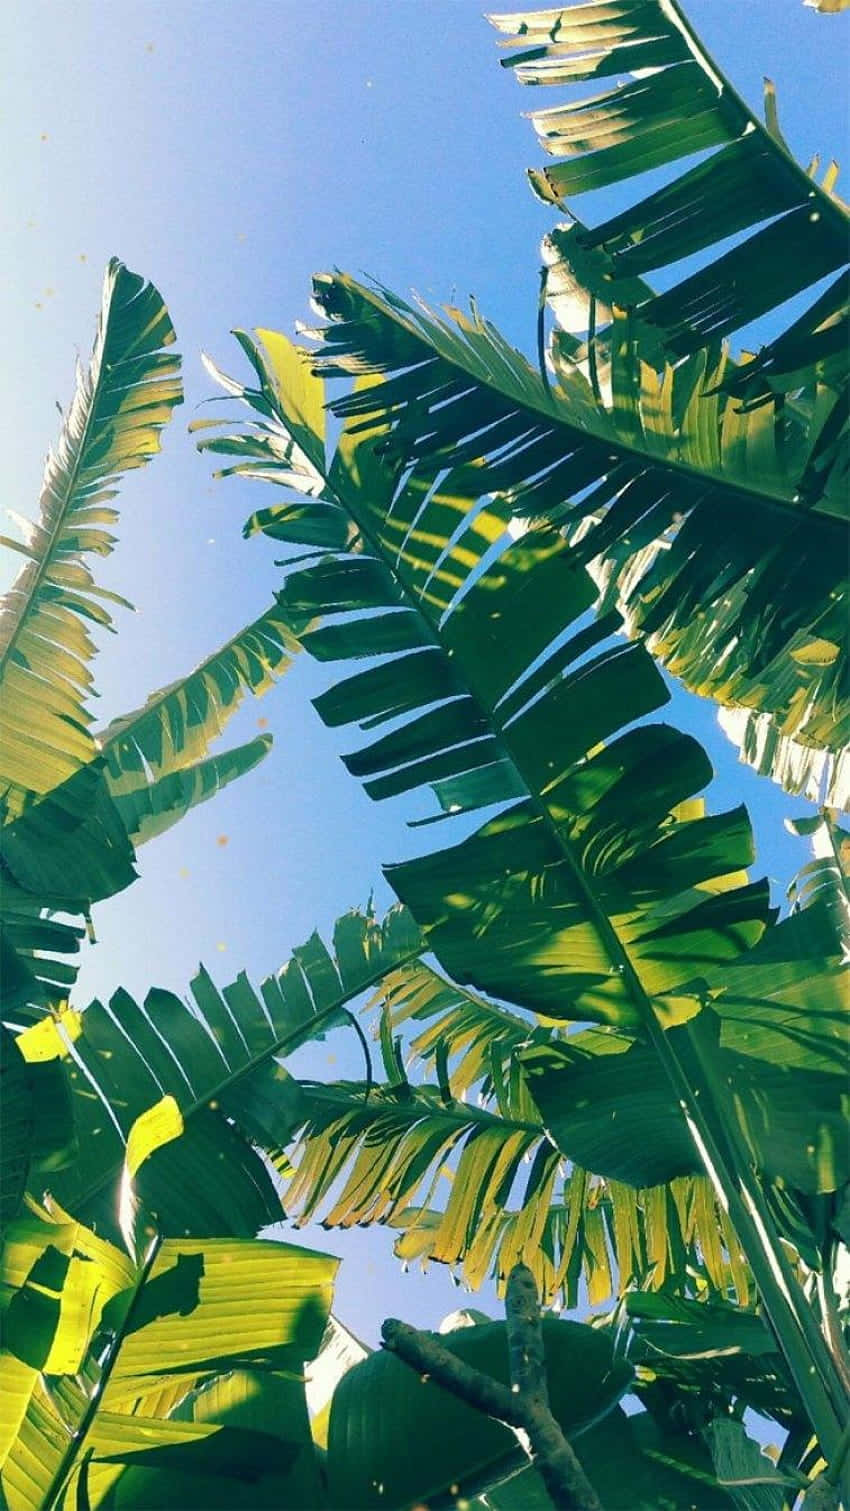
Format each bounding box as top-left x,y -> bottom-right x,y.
359,957 -> 753,1304
286,1081 -> 547,1248
1,885 -> 82,1021
490,1 -> 849,367
46,906 -> 421,1240
97,599 -> 306,790
0,272 -> 311,1024
203,327 -> 850,1452
380,927 -> 845,1267
0,602 -> 306,1024
374,957 -> 550,1102
786,809 -> 850,955
0,761 -> 138,1023
717,706 -> 850,810
306,276 -> 849,805
0,1199 -> 336,1511
205,317 -> 772,1032
110,734 -> 272,848
96,599 -> 306,846
0,261 -> 182,812
284,1072 -> 749,1308
489,3 -> 849,799
621,1291 -> 806,1431
201,329 -> 777,1293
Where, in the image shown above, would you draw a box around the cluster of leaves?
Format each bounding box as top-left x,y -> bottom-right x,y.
2,1 -> 849,1508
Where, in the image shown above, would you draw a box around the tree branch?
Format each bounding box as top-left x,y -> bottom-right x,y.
380,1318 -> 525,1428
381,1263 -> 605,1511
505,1265 -> 605,1511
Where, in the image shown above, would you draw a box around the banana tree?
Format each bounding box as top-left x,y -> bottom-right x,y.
4,1015 -> 781,1511
0,1083 -> 338,1511
489,0 -> 849,807
198,305 -> 849,1495
0,262 -> 311,1028
3,1173 -> 743,1510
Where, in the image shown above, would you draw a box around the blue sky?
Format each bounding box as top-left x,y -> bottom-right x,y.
5,0 -> 848,1341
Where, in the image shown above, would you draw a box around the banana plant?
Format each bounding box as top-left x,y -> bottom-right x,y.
0,263 -> 311,1026
283,986 -> 754,1309
6,904 -> 419,1246
0,262 -> 181,813
0,1090 -> 339,1511
1,1186 -> 744,1511
279,832 -> 848,1342
5,1056 -> 738,1511
488,1 -> 849,805
199,320 -> 849,1484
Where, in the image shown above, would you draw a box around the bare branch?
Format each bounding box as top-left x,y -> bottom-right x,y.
505,1264 -> 605,1511
505,1261 -> 549,1405
380,1318 -> 524,1427
381,1264 -> 606,1511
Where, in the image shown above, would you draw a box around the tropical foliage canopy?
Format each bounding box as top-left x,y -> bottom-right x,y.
2,2 -> 848,1508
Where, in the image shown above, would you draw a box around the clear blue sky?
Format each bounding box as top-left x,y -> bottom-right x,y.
4,0 -> 848,1342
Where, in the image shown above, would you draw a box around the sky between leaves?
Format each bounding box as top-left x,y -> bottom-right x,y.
4,0 -> 848,1342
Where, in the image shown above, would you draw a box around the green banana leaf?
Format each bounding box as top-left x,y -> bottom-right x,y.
705,1418 -> 797,1511
622,1291 -> 805,1430
3,1050 -> 77,1203
489,2 -> 849,800
475,1405 -> 741,1511
202,325 -> 771,1029
45,906 -> 421,1242
200,324 -> 849,1455
0,1031 -> 35,1229
97,599 -> 306,791
110,734 -> 271,847
0,598 -> 306,1025
284,1063 -> 749,1310
1,1098 -> 337,1511
522,1014 -> 848,1197
0,266 -> 306,1025
0,1219 -> 335,1511
491,1 -> 848,373
205,282 -> 849,810
0,261 -> 182,814
314,274 -> 849,807
369,956 -> 752,1302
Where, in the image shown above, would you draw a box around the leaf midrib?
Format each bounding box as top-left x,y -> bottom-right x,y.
327,275 -> 848,534
0,282 -> 117,684
323,449 -> 688,1029
662,0 -> 850,239
314,437 -> 850,1441
299,1080 -> 544,1138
